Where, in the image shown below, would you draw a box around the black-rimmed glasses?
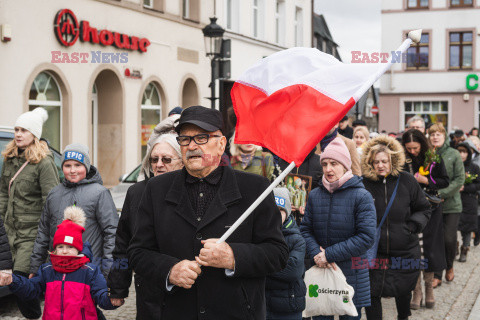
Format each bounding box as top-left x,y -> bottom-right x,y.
176,134 -> 222,146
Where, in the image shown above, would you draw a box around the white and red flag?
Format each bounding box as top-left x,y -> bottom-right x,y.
231,30 -> 420,166
218,30 -> 421,243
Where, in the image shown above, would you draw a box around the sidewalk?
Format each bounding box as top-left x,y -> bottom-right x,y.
365,239 -> 480,320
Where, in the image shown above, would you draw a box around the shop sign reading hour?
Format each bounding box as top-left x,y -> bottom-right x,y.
54,9 -> 150,53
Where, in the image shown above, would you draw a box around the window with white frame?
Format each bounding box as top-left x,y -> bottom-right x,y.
295,6 -> 303,46
28,72 -> 62,150
143,0 -> 153,8
404,101 -> 448,129
141,83 -> 162,158
182,0 -> 199,21
183,0 -> 190,18
225,0 -> 239,32
275,0 -> 285,45
252,0 -> 265,39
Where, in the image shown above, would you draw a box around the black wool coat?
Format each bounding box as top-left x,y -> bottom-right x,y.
107,179 -> 163,320
127,166 -> 289,320
404,153 -> 450,272
362,172 -> 431,298
459,160 -> 480,233
0,214 -> 12,270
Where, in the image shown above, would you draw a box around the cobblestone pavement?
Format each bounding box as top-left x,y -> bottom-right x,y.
2,236 -> 480,319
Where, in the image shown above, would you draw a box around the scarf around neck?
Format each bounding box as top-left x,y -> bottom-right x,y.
322,170 -> 354,193
50,253 -> 90,273
320,129 -> 338,152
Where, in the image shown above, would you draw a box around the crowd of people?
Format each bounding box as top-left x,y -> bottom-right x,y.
0,106 -> 479,320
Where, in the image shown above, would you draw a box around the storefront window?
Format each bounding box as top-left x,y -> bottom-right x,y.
28,72 -> 62,150
404,101 -> 448,129
141,83 -> 162,159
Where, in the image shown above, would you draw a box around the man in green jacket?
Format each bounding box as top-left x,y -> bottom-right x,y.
428,123 -> 465,286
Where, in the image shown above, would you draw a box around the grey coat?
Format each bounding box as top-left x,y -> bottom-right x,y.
29,166 -> 118,276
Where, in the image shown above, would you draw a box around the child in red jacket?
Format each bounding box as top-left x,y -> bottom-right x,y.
8,206 -> 117,320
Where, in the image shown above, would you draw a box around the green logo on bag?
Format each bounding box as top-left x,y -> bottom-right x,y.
343,295 -> 349,303
309,284 -> 319,297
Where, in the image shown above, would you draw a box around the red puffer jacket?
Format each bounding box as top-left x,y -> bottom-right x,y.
9,242 -> 115,320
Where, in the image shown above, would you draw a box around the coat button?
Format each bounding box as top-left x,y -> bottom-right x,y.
199,193 -> 204,197
196,233 -> 202,240
199,307 -> 206,314
247,305 -> 251,310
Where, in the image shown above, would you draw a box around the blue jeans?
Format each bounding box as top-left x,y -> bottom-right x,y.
266,310 -> 303,319
312,307 -> 362,320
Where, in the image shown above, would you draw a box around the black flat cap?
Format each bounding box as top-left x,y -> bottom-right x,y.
175,106 -> 224,134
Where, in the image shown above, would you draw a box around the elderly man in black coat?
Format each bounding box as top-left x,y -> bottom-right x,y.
128,106 -> 289,320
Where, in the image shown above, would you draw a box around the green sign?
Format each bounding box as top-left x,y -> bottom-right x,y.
467,74 -> 478,91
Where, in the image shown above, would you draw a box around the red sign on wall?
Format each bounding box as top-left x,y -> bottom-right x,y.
54,9 -> 151,53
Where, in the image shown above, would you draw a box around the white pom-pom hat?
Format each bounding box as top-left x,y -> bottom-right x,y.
15,107 -> 49,139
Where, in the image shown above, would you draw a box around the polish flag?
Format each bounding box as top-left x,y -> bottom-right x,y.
231,42 -> 413,165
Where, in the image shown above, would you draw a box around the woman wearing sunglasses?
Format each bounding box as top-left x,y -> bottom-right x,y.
107,114 -> 183,319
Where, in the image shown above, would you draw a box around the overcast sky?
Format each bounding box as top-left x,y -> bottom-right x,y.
314,0 -> 382,63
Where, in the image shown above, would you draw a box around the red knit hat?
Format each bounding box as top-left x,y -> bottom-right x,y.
53,206 -> 86,252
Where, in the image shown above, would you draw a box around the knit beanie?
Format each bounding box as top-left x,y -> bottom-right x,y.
62,143 -> 91,172
320,137 -> 352,170
168,106 -> 183,116
53,206 -> 86,252
273,187 -> 292,217
15,107 -> 48,139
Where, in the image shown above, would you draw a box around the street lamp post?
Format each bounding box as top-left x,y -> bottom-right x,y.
202,17 -> 225,109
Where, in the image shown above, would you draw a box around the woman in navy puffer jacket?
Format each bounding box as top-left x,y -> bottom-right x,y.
300,137 -> 376,320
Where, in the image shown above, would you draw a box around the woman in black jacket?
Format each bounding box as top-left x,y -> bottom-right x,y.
0,214 -> 13,286
362,135 -> 431,320
107,116 -> 183,318
402,129 -> 449,310
456,142 -> 480,262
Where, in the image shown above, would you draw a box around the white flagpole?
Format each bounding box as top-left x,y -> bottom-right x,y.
352,29 -> 422,101
217,161 -> 296,243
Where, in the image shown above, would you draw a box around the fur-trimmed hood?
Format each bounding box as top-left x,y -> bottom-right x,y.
361,135 -> 405,181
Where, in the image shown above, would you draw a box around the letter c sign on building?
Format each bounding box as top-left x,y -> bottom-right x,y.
466,74 -> 478,91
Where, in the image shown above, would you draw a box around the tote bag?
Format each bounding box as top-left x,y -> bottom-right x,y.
303,265 -> 357,317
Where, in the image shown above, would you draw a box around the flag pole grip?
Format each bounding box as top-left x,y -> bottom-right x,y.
217,161 -> 296,244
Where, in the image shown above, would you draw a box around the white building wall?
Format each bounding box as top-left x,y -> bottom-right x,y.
0,0 -> 311,183
380,0 -> 480,133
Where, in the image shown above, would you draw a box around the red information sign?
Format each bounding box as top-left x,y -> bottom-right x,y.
54,9 -> 151,52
